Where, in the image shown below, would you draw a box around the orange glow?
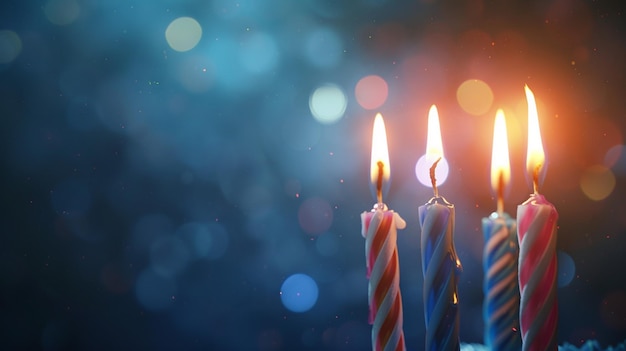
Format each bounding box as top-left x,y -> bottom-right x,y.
370,113 -> 390,186
491,109 -> 511,194
426,105 -> 444,163
525,85 -> 545,187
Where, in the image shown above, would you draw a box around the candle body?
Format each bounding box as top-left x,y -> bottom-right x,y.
482,212 -> 521,351
419,197 -> 462,351
517,194 -> 558,351
361,206 -> 407,351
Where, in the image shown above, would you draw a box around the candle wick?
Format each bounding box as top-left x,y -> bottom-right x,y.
533,163 -> 542,195
376,161 -> 384,204
497,171 -> 504,216
429,157 -> 441,198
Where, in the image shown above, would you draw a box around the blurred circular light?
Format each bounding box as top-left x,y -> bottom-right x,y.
309,84 -> 347,124
134,269 -> 177,311
456,79 -> 494,116
298,197 -> 333,235
239,32 -> 279,74
178,222 -> 229,260
580,165 -> 615,201
557,251 -> 575,287
175,55 -> 214,93
355,75 -> 388,110
304,27 -> 342,68
45,0 -> 80,26
315,232 -> 338,256
415,154 -> 449,187
0,30 -> 22,64
280,273 -> 319,313
166,17 -> 202,52
150,236 -> 190,277
605,144 -> 626,172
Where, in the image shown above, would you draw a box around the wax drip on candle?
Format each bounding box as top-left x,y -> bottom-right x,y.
429,157 -> 442,198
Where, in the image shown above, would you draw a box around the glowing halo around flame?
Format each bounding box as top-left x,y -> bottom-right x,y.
415,105 -> 449,187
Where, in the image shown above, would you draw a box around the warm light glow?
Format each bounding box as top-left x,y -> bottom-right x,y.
491,109 -> 511,193
426,105 -> 444,163
415,105 -> 449,187
370,113 -> 390,185
525,85 -> 545,182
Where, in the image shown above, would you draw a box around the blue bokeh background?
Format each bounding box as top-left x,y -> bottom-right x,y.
1,0 -> 626,350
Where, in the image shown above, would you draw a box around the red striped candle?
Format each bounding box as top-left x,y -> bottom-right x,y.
361,113 -> 406,351
517,85 -> 558,351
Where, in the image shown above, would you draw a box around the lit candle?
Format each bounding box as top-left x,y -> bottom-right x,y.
517,86 -> 559,351
482,109 -> 521,350
418,105 -> 462,351
361,113 -> 407,351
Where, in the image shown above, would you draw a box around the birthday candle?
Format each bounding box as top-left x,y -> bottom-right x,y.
361,113 -> 407,351
482,110 -> 521,350
517,86 -> 559,351
418,105 -> 462,351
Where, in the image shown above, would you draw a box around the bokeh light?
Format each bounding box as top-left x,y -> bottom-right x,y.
580,165 -> 616,201
557,251 -> 575,288
280,273 -> 319,313
298,197 -> 333,235
239,31 -> 279,74
134,269 -> 177,311
165,17 -> 202,52
309,84 -> 347,124
315,232 -> 339,256
605,144 -> 626,175
0,30 -> 22,64
174,55 -> 214,93
44,0 -> 80,26
150,236 -> 190,277
415,154 -> 449,188
178,221 -> 229,260
355,75 -> 388,110
304,27 -> 343,68
456,79 -> 494,116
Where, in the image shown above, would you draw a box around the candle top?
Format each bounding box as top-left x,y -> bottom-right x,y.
520,193 -> 555,208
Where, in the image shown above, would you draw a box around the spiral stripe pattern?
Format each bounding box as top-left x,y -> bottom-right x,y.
362,209 -> 406,351
517,194 -> 558,351
419,198 -> 462,351
482,213 -> 521,350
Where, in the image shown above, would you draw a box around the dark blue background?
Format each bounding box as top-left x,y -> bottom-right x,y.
1,0 -> 625,350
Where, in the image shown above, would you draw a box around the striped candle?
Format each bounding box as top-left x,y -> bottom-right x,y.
362,113 -> 406,351
482,108 -> 521,350
517,194 -> 558,351
419,196 -> 462,351
517,85 -> 559,351
482,212 -> 521,350
362,205 -> 407,351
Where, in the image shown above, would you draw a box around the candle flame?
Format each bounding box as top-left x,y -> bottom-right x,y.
370,113 -> 390,197
525,85 -> 545,193
491,109 -> 511,213
426,105 -> 444,164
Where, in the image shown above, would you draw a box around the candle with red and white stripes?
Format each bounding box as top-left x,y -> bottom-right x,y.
482,109 -> 521,350
361,113 -> 407,351
517,85 -> 559,351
